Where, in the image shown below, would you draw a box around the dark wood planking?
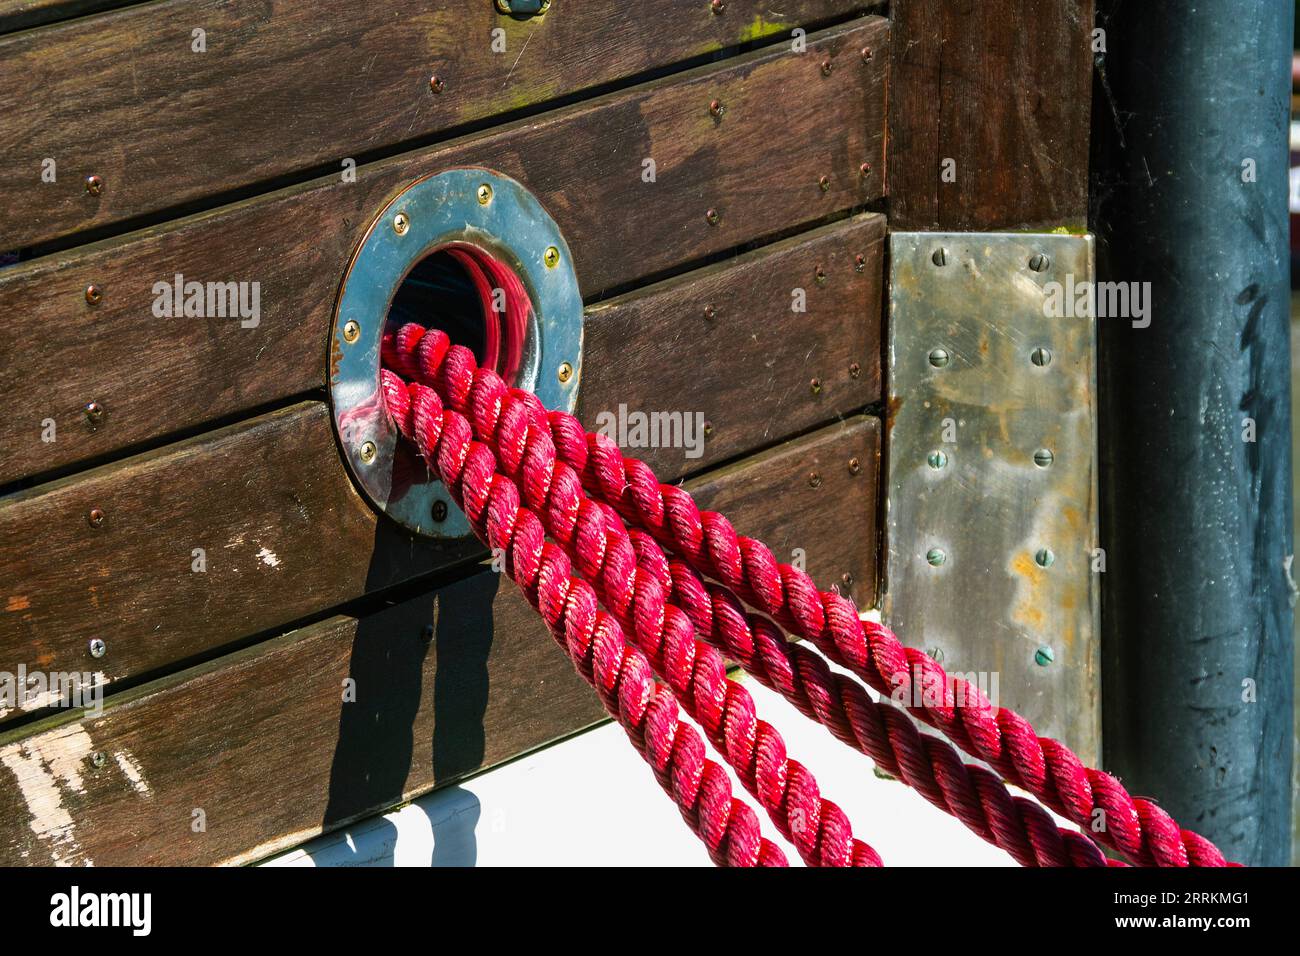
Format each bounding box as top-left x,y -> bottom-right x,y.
0,19 -> 888,485
0,572 -> 606,866
0,0 -> 874,248
887,0 -> 1094,230
0,0 -> 132,34
0,410 -> 881,712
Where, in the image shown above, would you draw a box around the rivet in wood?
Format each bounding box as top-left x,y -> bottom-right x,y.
544,246 -> 560,268
1030,346 -> 1052,367
85,175 -> 104,196
926,547 -> 947,567
808,471 -> 822,489
429,75 -> 445,94
709,99 -> 726,118
359,441 -> 377,464
1034,448 -> 1054,468
931,247 -> 948,267
928,347 -> 950,368
710,0 -> 725,13
705,208 -> 720,226
1035,645 -> 1055,667
87,507 -> 106,528
432,500 -> 449,522
84,401 -> 105,424
88,638 -> 107,659
855,253 -> 866,272
927,450 -> 948,470
848,457 -> 862,475
818,175 -> 831,192
861,47 -> 873,62
849,362 -> 861,379
85,284 -> 103,305
477,183 -> 493,205
1029,252 -> 1051,273
343,320 -> 361,344
820,60 -> 833,77
557,361 -> 574,383
859,162 -> 872,178
815,265 -> 827,284
393,212 -> 410,235
809,377 -> 822,395
91,751 -> 107,769
1035,548 -> 1055,568
703,304 -> 717,320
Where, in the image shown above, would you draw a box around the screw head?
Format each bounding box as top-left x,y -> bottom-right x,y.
927,450 -> 948,470
88,638 -> 106,659
91,751 -> 107,769
432,500 -> 449,522
841,572 -> 853,588
1030,346 -> 1052,367
477,183 -> 493,205
1035,645 -> 1055,667
87,507 -> 106,528
343,320 -> 361,344
926,547 -> 947,567
705,208 -> 720,226
808,471 -> 822,489
1033,448 -> 1054,468
1035,548 -> 1055,568
928,347 -> 950,369
932,247 -> 948,267
85,174 -> 104,196
1029,252 -> 1050,273
818,174 -> 831,192
849,361 -> 861,379
809,377 -> 822,395
854,253 -> 866,272
393,212 -> 410,235
820,60 -> 833,77
544,246 -> 560,268
848,457 -> 862,475
709,99 -> 725,118
859,162 -> 872,178
703,304 -> 717,320
927,646 -> 945,663
557,361 -> 574,383
710,0 -> 725,13
359,441 -> 378,464
429,75 -> 445,94
861,47 -> 874,62
815,265 -> 827,284
703,421 -> 714,438
85,284 -> 103,305
84,401 -> 105,424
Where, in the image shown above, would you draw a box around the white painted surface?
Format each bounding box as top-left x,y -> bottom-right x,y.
265,673 -> 1033,867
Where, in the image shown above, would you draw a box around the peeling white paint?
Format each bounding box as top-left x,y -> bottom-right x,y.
0,725 -> 96,866
113,750 -> 151,797
255,547 -> 281,568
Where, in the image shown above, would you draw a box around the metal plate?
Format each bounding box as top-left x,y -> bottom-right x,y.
884,232 -> 1099,762
330,167 -> 583,539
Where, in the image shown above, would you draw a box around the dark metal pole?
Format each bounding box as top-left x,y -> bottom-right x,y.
1092,1 -> 1294,864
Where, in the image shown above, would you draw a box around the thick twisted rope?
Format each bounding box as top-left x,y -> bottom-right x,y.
382,344 -> 879,867
385,321 -> 1231,868
377,367 -> 788,867
385,324 -> 1112,867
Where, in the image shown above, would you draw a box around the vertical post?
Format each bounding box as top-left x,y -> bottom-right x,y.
1093,1 -> 1294,863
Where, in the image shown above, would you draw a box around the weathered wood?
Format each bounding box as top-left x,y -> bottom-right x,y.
0,0 -> 130,34
0,20 -> 888,485
0,571 -> 605,866
0,1 -> 877,248
0,412 -> 880,711
887,0 -> 1094,230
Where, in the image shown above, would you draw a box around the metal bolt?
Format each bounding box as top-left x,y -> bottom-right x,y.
861,47 -> 874,62
808,472 -> 822,489
544,246 -> 561,268
1033,448 -> 1054,468
1034,645 -> 1055,667
85,175 -> 104,196
343,320 -> 361,344
84,401 -> 105,424
703,304 -> 717,320
927,450 -> 948,470
710,0 -> 725,13
705,208 -> 720,226
709,99 -> 725,118
841,572 -> 854,588
429,75 -> 445,94
85,284 -> 103,305
1035,548 -> 1055,568
859,162 -> 872,178
432,500 -> 449,522
820,60 -> 833,77
926,547 -> 947,567
818,174 -> 831,192
1030,346 -> 1052,367
557,361 -> 574,383
87,507 -> 105,528
477,183 -> 493,205
849,362 -> 861,379
809,377 -> 822,395
848,457 -> 862,475
393,212 -> 410,235
1029,252 -> 1050,273
932,247 -> 948,267
89,638 -> 106,659
928,347 -> 950,368
91,751 -> 107,769
359,441 -> 377,464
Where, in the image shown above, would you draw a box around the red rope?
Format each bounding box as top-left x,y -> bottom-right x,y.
382,322 -> 1234,868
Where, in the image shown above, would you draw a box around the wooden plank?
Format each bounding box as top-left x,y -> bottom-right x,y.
0,417 -> 881,865
0,412 -> 881,714
0,1 -> 875,248
887,0 -> 1094,230
0,19 -> 888,485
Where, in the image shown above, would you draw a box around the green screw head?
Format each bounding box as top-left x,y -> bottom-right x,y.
926,547 -> 947,567
927,450 -> 948,470
1034,645 -> 1055,667
1035,548 -> 1055,568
